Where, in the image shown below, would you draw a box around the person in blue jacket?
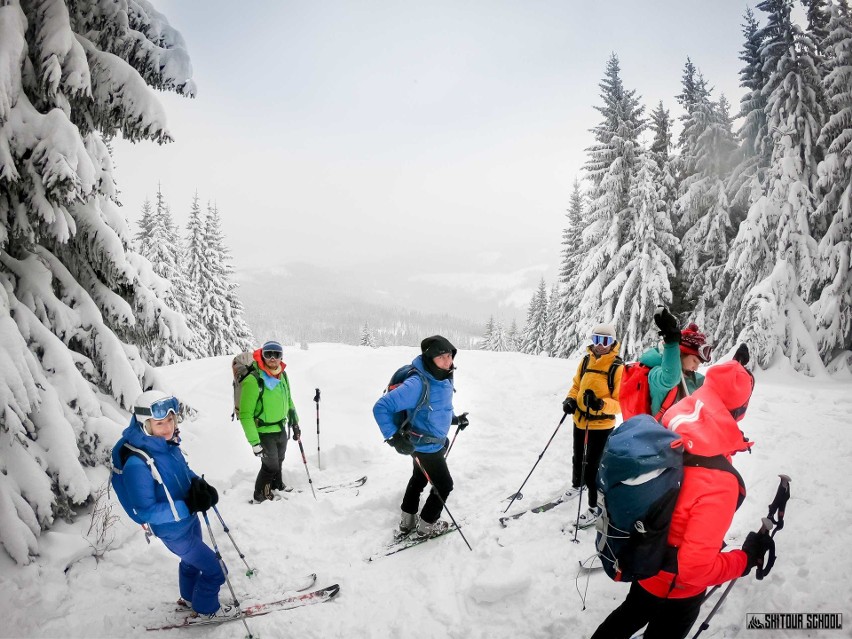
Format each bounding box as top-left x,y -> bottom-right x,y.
117,390 -> 237,621
373,335 -> 469,540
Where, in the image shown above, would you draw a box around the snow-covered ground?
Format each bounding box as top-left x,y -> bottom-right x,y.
2,344 -> 850,639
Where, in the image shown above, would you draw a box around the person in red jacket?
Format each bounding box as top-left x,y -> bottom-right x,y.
591,344 -> 768,639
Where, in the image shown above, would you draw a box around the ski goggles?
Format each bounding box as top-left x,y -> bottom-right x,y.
697,343 -> 713,363
262,349 -> 283,360
591,334 -> 615,347
136,396 -> 180,420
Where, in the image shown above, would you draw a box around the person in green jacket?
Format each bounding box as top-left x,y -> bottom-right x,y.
238,340 -> 300,503
639,307 -> 713,419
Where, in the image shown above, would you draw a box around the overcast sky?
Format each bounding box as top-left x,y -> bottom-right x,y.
113,0 -> 755,312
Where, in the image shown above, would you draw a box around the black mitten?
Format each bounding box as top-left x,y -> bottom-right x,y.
186,477 -> 213,513
741,530 -> 774,577
583,389 -> 605,412
654,306 -> 682,344
562,397 -> 577,415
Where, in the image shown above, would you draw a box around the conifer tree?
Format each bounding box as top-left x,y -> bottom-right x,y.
0,0 -> 195,563
611,151 -> 678,358
728,8 -> 772,221
576,54 -> 645,339
481,316 -> 496,350
360,322 -> 376,347
553,179 -> 586,357
717,0 -> 825,372
507,319 -> 520,352
543,283 -> 561,356
521,278 -> 549,355
813,1 -> 852,365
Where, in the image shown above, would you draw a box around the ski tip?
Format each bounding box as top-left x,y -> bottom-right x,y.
326,584 -> 341,598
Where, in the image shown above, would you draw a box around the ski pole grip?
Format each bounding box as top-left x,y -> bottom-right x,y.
314,388 -> 320,402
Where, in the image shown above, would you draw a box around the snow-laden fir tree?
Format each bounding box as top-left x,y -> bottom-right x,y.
521,278 -> 549,355
552,179 -> 586,357
134,186 -> 193,363
576,54 -> 645,340
201,202 -> 253,354
360,322 -> 376,347
490,320 -> 512,352
673,61 -> 738,330
543,283 -> 561,357
0,0 -> 195,564
717,0 -> 826,372
728,7 -> 772,225
812,0 -> 852,368
481,316 -> 495,350
506,319 -> 520,352
610,151 -> 678,358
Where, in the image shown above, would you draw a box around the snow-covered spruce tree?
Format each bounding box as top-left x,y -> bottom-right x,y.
813,0 -> 852,368
543,283 -> 560,357
521,278 -> 549,355
674,72 -> 738,331
133,186 -> 191,363
359,322 -> 376,347
183,192 -> 210,350
506,319 -> 520,352
606,151 -> 677,359
576,54 -> 645,340
491,320 -> 511,352
481,315 -> 495,350
717,0 -> 826,372
553,179 -> 586,357
200,202 -> 253,354
728,7 -> 772,226
0,0 -> 195,564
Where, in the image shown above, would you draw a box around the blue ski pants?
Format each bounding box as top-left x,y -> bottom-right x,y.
160,516 -> 225,614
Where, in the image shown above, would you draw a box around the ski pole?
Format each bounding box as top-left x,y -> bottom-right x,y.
504,412 -> 568,514
314,388 -> 321,470
413,456 -> 473,551
691,473 -> 790,639
444,426 -> 461,459
212,505 -> 257,577
571,418 -> 591,544
201,511 -> 255,638
295,436 -> 317,500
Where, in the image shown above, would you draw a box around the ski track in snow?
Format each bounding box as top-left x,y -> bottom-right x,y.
1,345 -> 850,638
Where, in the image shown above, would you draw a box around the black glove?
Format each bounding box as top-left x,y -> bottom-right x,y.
741,530 -> 774,577
583,389 -> 604,412
386,431 -> 414,456
292,423 -> 301,441
456,412 -> 470,430
562,397 -> 577,415
654,306 -> 681,344
186,477 -> 214,513
733,343 -> 750,366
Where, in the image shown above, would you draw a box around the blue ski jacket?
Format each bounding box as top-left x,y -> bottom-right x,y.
373,355 -> 455,454
120,418 -> 198,540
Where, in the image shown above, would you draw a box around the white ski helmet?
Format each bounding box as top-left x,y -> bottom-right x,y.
133,390 -> 180,423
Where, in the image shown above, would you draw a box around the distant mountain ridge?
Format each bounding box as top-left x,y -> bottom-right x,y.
237,262 -> 484,348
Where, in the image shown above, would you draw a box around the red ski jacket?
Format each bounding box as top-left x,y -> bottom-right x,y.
639,360 -> 754,599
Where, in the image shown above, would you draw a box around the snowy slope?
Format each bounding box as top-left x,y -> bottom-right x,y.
1,344 -> 850,639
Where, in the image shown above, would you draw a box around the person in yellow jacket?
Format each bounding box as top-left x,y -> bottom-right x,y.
561,323 -> 624,527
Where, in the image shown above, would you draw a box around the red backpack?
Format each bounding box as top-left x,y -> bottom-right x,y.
619,363 -> 678,421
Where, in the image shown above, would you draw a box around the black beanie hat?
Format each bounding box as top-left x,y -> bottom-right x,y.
420,335 -> 457,360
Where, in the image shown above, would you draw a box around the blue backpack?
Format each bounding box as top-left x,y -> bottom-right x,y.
384,365 -> 429,433
595,414 -> 744,582
110,433 -> 176,525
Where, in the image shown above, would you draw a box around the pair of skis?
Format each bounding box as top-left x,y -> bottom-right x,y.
248,475 -> 367,503
148,575 -> 339,631
368,524 -> 459,561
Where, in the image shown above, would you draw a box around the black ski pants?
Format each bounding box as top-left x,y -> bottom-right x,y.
254,429 -> 288,497
572,425 -> 612,509
401,446 -> 453,524
590,581 -> 705,639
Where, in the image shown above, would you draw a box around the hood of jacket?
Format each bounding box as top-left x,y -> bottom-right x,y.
662,360 -> 754,457
253,349 -> 286,377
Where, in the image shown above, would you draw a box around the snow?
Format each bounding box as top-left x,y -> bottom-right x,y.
1,343 -> 850,638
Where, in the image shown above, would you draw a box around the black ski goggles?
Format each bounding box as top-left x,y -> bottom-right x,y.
262,350 -> 283,360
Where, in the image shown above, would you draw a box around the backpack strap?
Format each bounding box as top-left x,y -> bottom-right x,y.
399,367 -> 430,433
119,443 -> 181,521
579,354 -> 623,397
683,452 -> 746,509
